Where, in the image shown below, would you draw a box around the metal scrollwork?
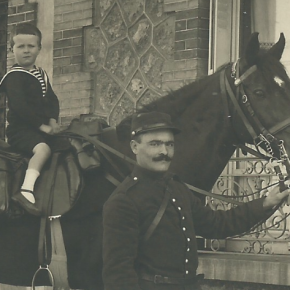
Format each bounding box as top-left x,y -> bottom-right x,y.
207,149 -> 290,255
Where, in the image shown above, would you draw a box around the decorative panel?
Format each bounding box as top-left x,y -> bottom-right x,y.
109,92 -> 135,125
140,46 -> 165,91
145,0 -> 167,25
105,38 -> 138,84
128,15 -> 152,56
84,27 -> 107,72
120,0 -> 144,25
136,89 -> 160,110
153,16 -> 175,59
127,70 -> 147,99
101,3 -> 127,43
205,151 -> 290,255
85,0 -> 175,125
94,69 -> 123,111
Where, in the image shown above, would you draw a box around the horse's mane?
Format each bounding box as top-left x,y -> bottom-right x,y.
116,64 -> 228,140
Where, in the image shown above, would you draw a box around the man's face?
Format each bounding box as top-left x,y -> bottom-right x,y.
12,34 -> 41,70
130,129 -> 174,172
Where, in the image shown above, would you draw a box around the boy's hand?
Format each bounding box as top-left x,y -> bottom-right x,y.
49,118 -> 61,134
263,185 -> 290,209
39,124 -> 53,135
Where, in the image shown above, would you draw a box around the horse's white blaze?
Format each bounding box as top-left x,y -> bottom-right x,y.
274,76 -> 284,87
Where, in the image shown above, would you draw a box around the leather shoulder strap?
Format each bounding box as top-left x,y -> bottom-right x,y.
143,186 -> 171,242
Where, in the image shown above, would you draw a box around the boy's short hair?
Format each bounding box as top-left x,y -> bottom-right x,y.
10,23 -> 42,48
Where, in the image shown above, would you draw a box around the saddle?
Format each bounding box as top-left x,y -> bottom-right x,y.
0,117 -> 107,218
63,117 -> 106,172
0,138 -> 83,218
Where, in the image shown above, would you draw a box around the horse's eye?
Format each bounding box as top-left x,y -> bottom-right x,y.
254,90 -> 265,97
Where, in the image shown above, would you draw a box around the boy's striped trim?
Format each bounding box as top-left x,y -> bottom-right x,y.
0,66 -> 48,95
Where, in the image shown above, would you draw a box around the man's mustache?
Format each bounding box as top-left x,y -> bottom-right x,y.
153,155 -> 172,162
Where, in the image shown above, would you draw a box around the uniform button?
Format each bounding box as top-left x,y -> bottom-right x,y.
133,177 -> 138,180
185,259 -> 189,263
182,216 -> 185,220
183,227 -> 186,231
186,271 -> 189,274
172,199 -> 176,202
187,248 -> 190,252
187,238 -> 191,242
178,207 -> 182,210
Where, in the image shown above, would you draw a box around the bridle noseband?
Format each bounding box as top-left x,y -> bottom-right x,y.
221,59 -> 290,192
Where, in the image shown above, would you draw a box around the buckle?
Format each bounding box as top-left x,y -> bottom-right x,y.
153,275 -> 166,284
254,134 -> 269,147
48,215 -> 61,220
266,133 -> 275,143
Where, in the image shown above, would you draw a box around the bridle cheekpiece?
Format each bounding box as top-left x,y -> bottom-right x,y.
223,59 -> 290,192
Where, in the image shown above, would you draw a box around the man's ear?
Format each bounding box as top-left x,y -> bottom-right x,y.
130,140 -> 138,155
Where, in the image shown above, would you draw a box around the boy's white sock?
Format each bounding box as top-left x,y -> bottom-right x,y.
21,169 -> 40,203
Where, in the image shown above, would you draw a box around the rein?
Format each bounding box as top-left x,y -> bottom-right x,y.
59,131 -> 244,206
222,60 -> 290,195
60,60 -> 290,206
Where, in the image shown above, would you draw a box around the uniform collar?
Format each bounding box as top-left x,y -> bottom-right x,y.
131,165 -> 175,182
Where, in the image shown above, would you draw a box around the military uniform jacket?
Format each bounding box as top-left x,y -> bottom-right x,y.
102,165 -> 271,290
0,64 -> 59,134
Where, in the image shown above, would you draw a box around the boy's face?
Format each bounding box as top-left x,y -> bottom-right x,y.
12,34 -> 41,70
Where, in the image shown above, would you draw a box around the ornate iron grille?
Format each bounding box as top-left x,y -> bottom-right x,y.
205,148 -> 290,255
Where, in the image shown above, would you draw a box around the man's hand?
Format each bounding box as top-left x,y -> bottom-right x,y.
39,124 -> 53,135
263,185 -> 290,209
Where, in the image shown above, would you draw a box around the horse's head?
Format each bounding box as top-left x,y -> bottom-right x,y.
228,32 -> 290,174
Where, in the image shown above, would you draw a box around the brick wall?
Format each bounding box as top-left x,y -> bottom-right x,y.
162,0 -> 209,91
164,0 -> 206,11
7,0 -> 37,68
5,0 -> 209,126
53,0 -> 93,126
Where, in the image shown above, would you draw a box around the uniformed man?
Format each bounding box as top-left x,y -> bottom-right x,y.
102,111 -> 290,290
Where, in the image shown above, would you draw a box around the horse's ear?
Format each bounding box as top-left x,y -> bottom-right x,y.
267,32 -> 285,60
116,115 -> 133,141
244,32 -> 260,66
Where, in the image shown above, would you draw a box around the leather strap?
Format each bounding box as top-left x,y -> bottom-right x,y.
49,219 -> 70,289
38,153 -> 60,266
59,131 -> 136,165
59,129 -> 245,206
186,183 -> 243,205
104,172 -> 121,187
269,116 -> 290,135
225,74 -> 258,140
143,186 -> 171,242
220,69 -> 231,129
35,153 -> 70,290
234,65 -> 257,86
140,273 -> 204,284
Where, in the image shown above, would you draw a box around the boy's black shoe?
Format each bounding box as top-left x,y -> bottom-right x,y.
12,191 -> 41,216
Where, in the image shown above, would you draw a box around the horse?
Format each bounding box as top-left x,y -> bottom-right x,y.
0,32 -> 290,290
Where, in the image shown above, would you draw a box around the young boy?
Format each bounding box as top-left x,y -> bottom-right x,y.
0,23 -> 60,215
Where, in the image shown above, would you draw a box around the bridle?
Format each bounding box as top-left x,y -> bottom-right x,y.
221,59 -> 290,192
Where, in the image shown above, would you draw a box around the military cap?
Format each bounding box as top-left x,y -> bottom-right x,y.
131,111 -> 181,137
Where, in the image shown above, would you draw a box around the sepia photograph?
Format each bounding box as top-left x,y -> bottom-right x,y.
0,0 -> 290,289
